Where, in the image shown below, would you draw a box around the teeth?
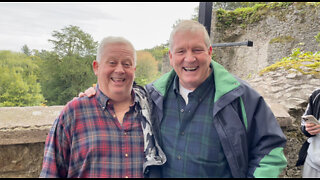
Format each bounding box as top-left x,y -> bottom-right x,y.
183,67 -> 197,71
112,78 -> 125,82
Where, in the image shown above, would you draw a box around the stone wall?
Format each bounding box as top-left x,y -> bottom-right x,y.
210,2 -> 320,79
0,106 -> 63,178
0,142 -> 44,178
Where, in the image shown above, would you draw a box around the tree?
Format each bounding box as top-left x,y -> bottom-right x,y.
0,50 -> 45,107
37,25 -> 99,105
48,25 -> 98,58
39,52 -> 96,105
135,51 -> 160,86
21,44 -> 31,56
143,43 -> 169,72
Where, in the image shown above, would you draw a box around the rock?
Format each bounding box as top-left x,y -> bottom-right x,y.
247,65 -> 318,178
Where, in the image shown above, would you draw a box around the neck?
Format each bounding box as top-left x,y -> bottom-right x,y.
110,94 -> 133,108
110,95 -> 133,125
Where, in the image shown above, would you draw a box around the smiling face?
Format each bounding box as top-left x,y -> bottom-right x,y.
169,29 -> 213,91
93,42 -> 136,102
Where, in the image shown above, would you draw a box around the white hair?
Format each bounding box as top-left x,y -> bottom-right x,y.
96,36 -> 137,66
168,20 -> 211,51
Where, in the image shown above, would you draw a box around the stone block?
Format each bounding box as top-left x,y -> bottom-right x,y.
269,103 -> 293,127
0,106 -> 64,145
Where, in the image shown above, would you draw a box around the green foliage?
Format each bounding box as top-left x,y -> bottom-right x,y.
21,44 -> 31,56
0,51 -> 45,107
143,43 -> 169,72
39,53 -> 96,105
212,2 -> 265,11
268,2 -> 293,9
269,36 -> 295,44
215,2 -> 299,30
259,48 -> 320,76
48,25 -> 98,58
216,2 -> 320,31
135,51 -> 160,87
35,25 -> 99,105
216,3 -> 268,30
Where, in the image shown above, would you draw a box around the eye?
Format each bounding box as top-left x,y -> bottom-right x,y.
193,49 -> 204,53
108,60 -> 117,66
122,62 -> 132,68
176,49 -> 185,54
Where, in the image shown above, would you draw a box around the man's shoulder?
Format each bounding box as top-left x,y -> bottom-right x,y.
133,84 -> 147,95
62,96 -> 96,112
311,88 -> 320,96
57,96 -> 97,125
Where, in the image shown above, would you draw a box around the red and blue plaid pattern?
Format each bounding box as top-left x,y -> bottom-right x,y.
40,88 -> 145,178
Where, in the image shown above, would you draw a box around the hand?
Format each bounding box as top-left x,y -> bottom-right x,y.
79,86 -> 97,98
305,123 -> 320,135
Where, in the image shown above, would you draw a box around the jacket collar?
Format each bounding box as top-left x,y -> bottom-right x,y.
151,60 -> 241,102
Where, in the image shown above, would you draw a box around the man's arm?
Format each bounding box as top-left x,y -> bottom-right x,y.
241,87 -> 287,178
300,90 -> 319,137
40,107 -> 71,177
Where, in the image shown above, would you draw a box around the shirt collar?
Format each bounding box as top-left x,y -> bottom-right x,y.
95,84 -> 137,109
173,63 -> 214,98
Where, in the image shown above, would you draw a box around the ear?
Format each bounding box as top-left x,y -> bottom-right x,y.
208,46 -> 213,57
93,60 -> 99,76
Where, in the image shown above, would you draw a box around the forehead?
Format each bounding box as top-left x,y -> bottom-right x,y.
103,42 -> 134,58
172,30 -> 206,47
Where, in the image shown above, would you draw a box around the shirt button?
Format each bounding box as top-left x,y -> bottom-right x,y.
180,109 -> 184,113
177,155 -> 181,160
180,132 -> 185,136
125,176 -> 128,178
124,132 -> 127,135
125,153 -> 128,157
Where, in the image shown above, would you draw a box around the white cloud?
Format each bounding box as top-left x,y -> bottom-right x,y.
0,2 -> 199,52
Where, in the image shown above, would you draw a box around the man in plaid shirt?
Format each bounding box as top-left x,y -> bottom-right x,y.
40,36 -> 166,178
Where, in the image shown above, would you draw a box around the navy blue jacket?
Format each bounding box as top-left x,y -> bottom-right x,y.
145,60 -> 287,178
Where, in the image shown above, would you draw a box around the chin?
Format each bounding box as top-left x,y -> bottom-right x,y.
112,90 -> 126,95
183,79 -> 198,85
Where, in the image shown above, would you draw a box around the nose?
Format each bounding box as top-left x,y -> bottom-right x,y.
114,63 -> 125,73
184,51 -> 196,62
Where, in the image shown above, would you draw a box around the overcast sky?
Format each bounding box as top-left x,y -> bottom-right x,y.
0,2 -> 199,53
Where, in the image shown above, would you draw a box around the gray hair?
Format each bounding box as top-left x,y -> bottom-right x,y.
168,20 -> 211,51
96,36 -> 137,66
